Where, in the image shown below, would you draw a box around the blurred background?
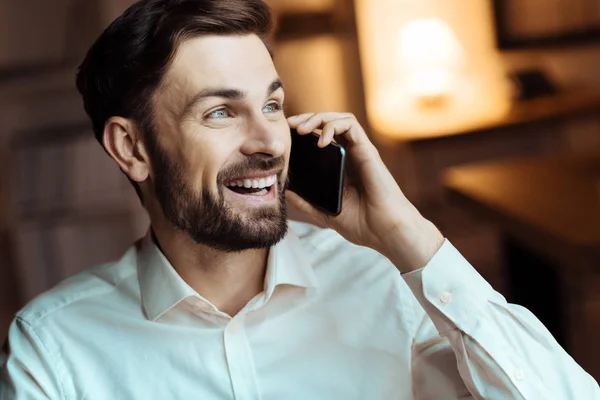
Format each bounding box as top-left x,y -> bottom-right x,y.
1,0 -> 599,380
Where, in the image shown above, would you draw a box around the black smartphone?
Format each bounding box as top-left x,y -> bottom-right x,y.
287,128 -> 346,216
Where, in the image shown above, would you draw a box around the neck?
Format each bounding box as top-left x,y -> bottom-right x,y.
151,224 -> 269,317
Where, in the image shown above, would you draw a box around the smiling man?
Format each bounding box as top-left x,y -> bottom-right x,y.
1,0 -> 599,399
144,35 -> 290,258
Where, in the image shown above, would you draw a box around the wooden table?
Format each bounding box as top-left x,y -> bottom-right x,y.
443,153 -> 600,379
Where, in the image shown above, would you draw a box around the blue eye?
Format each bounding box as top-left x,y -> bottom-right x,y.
263,102 -> 283,113
207,108 -> 231,119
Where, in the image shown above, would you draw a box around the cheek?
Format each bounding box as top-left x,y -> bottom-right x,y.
187,138 -> 234,189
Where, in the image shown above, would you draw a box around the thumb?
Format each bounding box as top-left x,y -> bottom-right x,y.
285,190 -> 329,226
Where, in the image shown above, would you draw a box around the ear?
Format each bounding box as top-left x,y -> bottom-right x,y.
102,117 -> 150,183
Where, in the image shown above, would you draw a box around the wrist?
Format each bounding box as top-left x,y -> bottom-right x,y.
377,212 -> 445,273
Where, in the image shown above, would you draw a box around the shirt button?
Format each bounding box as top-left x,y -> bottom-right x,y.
513,368 -> 525,381
440,291 -> 452,304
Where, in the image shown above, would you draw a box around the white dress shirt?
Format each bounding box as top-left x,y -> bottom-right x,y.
1,221 -> 598,399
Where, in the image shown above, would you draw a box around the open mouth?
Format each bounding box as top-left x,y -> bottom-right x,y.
225,174 -> 278,196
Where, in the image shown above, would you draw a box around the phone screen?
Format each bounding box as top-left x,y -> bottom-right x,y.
287,128 -> 346,216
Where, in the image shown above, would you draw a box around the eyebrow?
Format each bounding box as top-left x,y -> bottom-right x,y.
180,78 -> 284,119
267,79 -> 283,96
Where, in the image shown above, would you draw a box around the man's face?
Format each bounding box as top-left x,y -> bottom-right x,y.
147,34 -> 290,252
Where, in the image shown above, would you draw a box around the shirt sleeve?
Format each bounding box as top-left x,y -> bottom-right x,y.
402,239 -> 600,400
1,317 -> 64,399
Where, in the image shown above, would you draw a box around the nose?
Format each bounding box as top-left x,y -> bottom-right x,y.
239,117 -> 287,159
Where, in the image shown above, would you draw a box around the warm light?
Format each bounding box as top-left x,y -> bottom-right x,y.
408,68 -> 453,99
398,18 -> 465,103
399,19 -> 464,69
354,0 -> 511,139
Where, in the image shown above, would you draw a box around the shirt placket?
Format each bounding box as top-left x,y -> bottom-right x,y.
223,315 -> 261,400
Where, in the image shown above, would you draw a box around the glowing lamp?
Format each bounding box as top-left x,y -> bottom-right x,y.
397,18 -> 465,108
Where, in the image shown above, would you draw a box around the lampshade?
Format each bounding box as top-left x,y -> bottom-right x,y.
398,18 -> 464,71
397,18 -> 465,101
354,0 -> 511,137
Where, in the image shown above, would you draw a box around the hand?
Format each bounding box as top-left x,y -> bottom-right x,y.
286,112 -> 444,272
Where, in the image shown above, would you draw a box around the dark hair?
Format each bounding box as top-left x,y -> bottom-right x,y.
76,0 -> 273,143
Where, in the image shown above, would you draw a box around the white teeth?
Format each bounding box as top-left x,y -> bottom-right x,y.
226,174 -> 277,189
249,188 -> 268,196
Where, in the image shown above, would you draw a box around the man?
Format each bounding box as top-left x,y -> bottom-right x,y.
1,0 -> 598,398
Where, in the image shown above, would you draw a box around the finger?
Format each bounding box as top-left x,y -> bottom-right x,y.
285,190 -> 329,226
297,112 -> 352,134
287,113 -> 315,129
319,117 -> 354,148
299,113 -> 370,149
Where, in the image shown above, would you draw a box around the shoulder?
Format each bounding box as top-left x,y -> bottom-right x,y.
16,245 -> 139,330
289,219 -> 391,267
288,220 -> 370,254
288,220 -> 404,290
288,221 -> 422,333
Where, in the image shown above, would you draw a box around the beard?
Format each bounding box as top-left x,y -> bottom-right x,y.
148,139 -> 289,253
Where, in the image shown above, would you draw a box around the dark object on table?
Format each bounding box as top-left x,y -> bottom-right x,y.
510,69 -> 558,101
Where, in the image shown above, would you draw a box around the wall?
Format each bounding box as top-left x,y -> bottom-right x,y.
0,0 -> 144,316
0,0 -> 71,68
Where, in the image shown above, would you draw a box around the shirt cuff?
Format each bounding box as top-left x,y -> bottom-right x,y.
402,239 -> 499,335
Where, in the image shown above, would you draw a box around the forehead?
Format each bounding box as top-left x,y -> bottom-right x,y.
165,34 -> 278,95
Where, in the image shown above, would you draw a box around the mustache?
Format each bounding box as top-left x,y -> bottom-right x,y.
218,156 -> 286,183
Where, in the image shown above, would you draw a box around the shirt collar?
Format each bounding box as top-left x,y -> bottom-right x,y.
136,232 -> 197,321
137,225 -> 319,322
263,227 -> 319,299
